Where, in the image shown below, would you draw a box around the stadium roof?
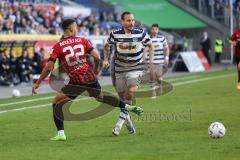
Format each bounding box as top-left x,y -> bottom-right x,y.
105,0 -> 206,29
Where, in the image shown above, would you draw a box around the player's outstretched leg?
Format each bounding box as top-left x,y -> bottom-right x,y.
96,93 -> 143,116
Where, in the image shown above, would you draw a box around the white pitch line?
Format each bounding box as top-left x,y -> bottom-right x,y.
172,74 -> 234,86
0,96 -> 54,107
0,103 -> 51,114
167,75 -> 202,82
0,73 -> 234,114
0,97 -> 90,114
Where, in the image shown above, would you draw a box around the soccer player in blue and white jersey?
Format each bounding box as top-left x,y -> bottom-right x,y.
103,11 -> 155,136
145,24 -> 170,98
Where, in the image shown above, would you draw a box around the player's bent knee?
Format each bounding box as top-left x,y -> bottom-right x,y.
94,92 -> 104,102
53,92 -> 70,104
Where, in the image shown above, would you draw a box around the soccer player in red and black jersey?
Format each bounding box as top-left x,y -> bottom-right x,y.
32,19 -> 143,141
230,28 -> 240,90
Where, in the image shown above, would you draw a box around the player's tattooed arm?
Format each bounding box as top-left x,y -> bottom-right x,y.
103,43 -> 110,69
142,47 -> 148,63
32,61 -> 55,94
90,49 -> 101,75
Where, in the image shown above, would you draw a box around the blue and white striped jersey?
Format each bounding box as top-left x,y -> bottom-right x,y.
146,35 -> 168,64
107,27 -> 151,73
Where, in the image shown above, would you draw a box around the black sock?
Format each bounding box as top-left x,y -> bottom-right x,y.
52,104 -> 64,130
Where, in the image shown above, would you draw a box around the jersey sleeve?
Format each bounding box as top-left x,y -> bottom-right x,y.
49,44 -> 60,62
83,38 -> 94,54
106,31 -> 116,45
142,31 -> 151,46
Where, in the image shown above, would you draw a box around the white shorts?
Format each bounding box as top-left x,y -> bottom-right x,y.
115,71 -> 143,93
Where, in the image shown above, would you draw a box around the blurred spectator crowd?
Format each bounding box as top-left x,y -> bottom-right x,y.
0,1 -> 122,86
0,48 -> 45,86
0,1 -> 120,36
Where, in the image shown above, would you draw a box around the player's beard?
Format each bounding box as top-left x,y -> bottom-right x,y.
126,25 -> 134,32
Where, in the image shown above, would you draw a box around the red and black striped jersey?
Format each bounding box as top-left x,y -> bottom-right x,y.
50,36 -> 96,84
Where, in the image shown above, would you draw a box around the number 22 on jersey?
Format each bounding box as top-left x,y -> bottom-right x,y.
63,44 -> 85,66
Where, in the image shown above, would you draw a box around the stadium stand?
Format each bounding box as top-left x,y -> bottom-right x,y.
181,0 -> 240,28
0,0 -> 122,86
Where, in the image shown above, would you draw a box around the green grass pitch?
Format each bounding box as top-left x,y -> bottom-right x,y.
1,69 -> 240,160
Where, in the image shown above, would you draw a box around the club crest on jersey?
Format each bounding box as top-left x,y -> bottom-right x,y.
132,37 -> 138,42
118,39 -> 124,42
119,42 -> 136,50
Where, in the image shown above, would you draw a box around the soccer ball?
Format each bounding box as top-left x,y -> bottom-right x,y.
12,89 -> 21,97
208,122 -> 226,138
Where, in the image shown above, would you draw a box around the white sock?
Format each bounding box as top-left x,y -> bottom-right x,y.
116,112 -> 127,128
58,130 -> 65,136
116,99 -> 133,128
123,100 -> 133,122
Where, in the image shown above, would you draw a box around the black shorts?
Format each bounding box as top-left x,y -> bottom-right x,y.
234,56 -> 240,66
61,80 -> 101,100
